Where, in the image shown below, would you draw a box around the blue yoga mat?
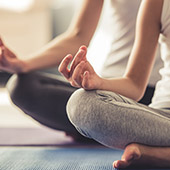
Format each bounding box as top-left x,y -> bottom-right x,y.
0,147 -> 169,170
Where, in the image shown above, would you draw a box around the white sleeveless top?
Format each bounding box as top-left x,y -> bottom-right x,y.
88,0 -> 163,86
150,0 -> 170,108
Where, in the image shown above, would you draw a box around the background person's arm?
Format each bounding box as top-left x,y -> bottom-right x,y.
0,0 -> 104,73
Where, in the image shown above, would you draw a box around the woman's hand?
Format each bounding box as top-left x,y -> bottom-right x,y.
0,38 -> 26,73
59,45 -> 102,90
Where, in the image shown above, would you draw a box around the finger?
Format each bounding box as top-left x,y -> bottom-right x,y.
1,47 -> 6,59
70,79 -> 81,88
70,46 -> 87,74
82,71 -> 90,90
1,47 -> 8,60
0,47 -> 2,56
0,38 -> 16,58
6,48 -> 16,58
72,61 -> 86,86
0,47 -> 8,65
58,54 -> 73,79
0,37 -> 4,47
70,49 -> 86,71
0,38 -> 4,56
79,45 -> 87,52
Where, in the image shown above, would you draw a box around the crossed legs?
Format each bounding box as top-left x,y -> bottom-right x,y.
67,89 -> 170,168
7,72 -> 170,168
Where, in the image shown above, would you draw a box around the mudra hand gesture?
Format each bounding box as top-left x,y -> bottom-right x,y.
0,38 -> 25,73
59,45 -> 102,90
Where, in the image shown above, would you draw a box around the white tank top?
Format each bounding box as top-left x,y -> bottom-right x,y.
150,0 -> 170,108
88,0 -> 163,86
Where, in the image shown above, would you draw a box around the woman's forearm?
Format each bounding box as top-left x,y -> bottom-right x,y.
100,0 -> 162,101
99,76 -> 145,101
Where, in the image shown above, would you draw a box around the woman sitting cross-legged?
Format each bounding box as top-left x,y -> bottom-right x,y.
59,0 -> 170,168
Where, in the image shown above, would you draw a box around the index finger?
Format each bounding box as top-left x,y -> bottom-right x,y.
70,46 -> 87,75
58,54 -> 73,79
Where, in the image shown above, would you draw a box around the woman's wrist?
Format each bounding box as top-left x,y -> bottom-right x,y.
96,76 -> 106,90
18,60 -> 31,73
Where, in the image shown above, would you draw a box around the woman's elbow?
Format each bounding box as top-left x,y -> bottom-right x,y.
132,85 -> 146,102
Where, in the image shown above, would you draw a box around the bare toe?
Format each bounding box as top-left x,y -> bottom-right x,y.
113,143 -> 170,169
113,160 -> 130,169
113,143 -> 142,169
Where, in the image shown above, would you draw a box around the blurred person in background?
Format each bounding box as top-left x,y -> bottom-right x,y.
0,0 -> 162,141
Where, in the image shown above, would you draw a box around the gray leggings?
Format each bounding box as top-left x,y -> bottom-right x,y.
67,89 -> 170,149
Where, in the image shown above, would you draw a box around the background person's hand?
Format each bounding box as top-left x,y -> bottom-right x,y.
0,38 -> 26,73
59,45 -> 102,90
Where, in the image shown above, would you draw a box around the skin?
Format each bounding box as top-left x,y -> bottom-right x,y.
59,0 -> 170,168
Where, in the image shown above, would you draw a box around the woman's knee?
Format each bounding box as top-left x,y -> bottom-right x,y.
67,89 -> 132,148
66,89 -> 97,131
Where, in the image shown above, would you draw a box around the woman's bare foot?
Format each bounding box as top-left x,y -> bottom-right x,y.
113,143 -> 170,169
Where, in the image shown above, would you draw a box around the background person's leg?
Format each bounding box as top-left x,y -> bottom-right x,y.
6,72 -> 79,134
67,89 -> 170,149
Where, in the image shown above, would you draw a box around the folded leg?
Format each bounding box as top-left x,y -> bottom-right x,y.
6,72 -> 78,133
67,89 -> 170,148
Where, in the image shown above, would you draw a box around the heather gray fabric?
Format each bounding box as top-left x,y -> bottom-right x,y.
67,89 -> 170,149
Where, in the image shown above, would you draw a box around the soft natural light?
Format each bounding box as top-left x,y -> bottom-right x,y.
0,0 -> 34,12
0,89 -> 10,106
87,30 -> 110,75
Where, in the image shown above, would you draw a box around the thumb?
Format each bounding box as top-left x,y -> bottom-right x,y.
0,46 -> 5,56
0,37 -> 4,47
82,71 -> 90,89
0,46 -> 8,61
